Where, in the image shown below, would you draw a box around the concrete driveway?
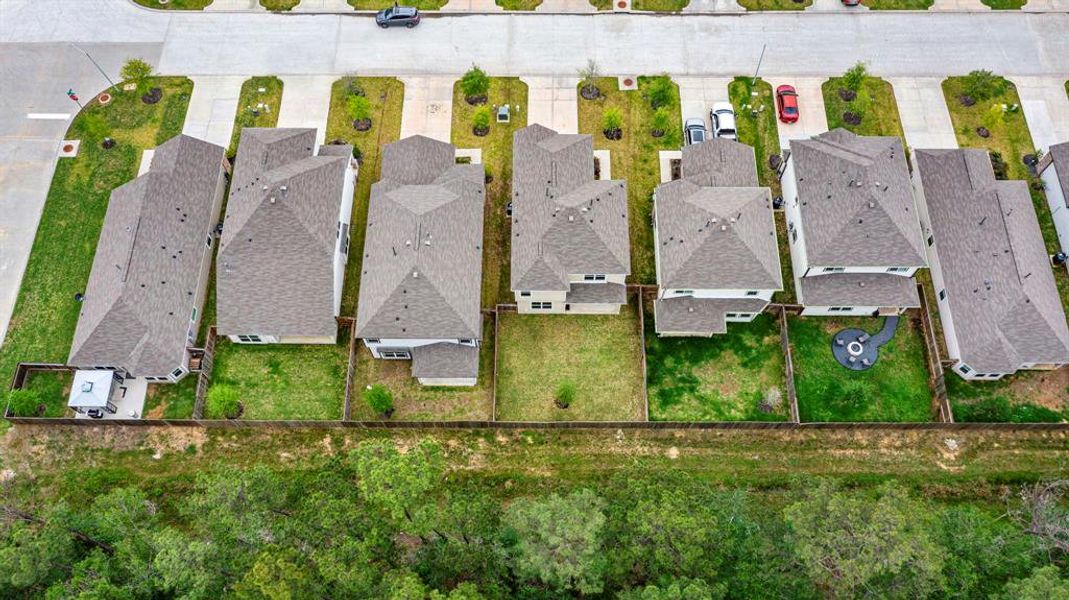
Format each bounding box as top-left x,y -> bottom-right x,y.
767,77 -> 828,149
276,75 -> 335,145
1012,76 -> 1069,151
887,77 -> 957,150
399,76 -> 457,143
676,77 -> 733,131
523,76 -> 579,133
183,75 -> 247,147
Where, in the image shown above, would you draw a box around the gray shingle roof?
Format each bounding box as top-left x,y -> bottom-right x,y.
654,297 -> 768,335
218,128 -> 351,339
798,272 -> 919,308
511,124 -> 630,291
1043,142 -> 1069,209
681,138 -> 759,187
566,282 -> 626,305
790,129 -> 925,268
655,181 -> 782,291
69,135 -> 226,376
356,136 -> 485,340
411,341 -> 480,379
916,148 -> 1069,373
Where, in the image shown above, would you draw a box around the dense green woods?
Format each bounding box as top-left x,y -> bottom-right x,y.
1,439 -> 1067,598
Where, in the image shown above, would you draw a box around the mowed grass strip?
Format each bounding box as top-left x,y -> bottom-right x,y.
210,334 -> 349,421
496,301 -> 645,421
228,76 -> 283,156
646,310 -> 790,421
349,0 -> 446,8
350,320 -> 495,421
861,0 -> 932,8
577,76 -> 682,284
260,0 -> 299,8
325,77 -> 404,316
132,0 -> 212,8
790,315 -> 932,422
0,77 -> 193,416
450,77 -> 528,308
737,0 -> 811,9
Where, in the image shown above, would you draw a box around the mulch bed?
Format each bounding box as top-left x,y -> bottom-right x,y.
353,118 -> 372,131
838,88 -> 856,102
603,128 -> 623,140
465,95 -> 488,106
141,87 -> 162,105
580,86 -> 601,101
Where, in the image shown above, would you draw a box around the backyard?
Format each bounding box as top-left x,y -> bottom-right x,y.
946,369 -> 1069,423
0,77 -> 193,417
496,301 -> 646,421
143,377 -> 198,420
645,309 -> 790,421
577,76 -> 683,284
208,334 -> 349,421
790,314 -> 933,422
450,77 -> 528,307
350,320 -> 495,421
228,76 -> 283,156
325,76 -> 405,316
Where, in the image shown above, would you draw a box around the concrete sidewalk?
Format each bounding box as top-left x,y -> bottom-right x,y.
1012,76 -> 1069,152
276,75 -> 335,145
399,76 -> 457,142
182,75 -> 247,147
767,77 -> 828,149
887,76 -> 957,150
523,76 -> 579,133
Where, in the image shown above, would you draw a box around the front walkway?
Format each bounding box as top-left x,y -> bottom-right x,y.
522,76 -> 580,133
930,0 -> 989,9
683,0 -> 743,12
676,76 -> 733,130
887,76 -> 957,150
182,75 -> 246,147
276,75 -> 335,145
443,0 -> 504,11
1012,76 -> 1069,152
535,0 -> 597,12
205,0 -> 265,11
293,0 -> 353,9
767,77 -> 828,149
399,76 -> 456,142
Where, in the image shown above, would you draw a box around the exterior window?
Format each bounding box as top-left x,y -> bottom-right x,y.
726,313 -> 737,318
340,224 -> 350,255
938,290 -> 946,301
927,235 -> 934,247
674,289 -> 694,296
190,307 -> 198,322
583,274 -> 606,282
237,335 -> 263,343
829,307 -> 852,312
791,229 -> 797,243
531,302 -> 553,310
365,338 -> 381,344
520,291 -> 531,297
738,313 -> 752,319
170,368 -> 184,378
459,339 -> 474,345
822,267 -> 845,273
886,267 -> 909,273
380,350 -> 411,360
205,234 -> 212,247
745,290 -> 758,296
959,364 -> 972,375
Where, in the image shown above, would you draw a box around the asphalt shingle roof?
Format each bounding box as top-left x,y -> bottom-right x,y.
411,341 -> 480,379
681,138 -> 759,187
798,272 -> 919,308
790,129 -> 925,268
69,135 -> 226,376
511,124 -> 630,291
355,135 -> 485,340
217,128 -> 351,339
916,148 -> 1069,373
654,297 -> 768,336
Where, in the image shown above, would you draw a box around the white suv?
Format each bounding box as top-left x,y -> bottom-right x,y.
710,103 -> 737,141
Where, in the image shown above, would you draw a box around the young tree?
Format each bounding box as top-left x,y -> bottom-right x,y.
577,59 -> 601,99
460,65 -> 490,104
363,384 -> 394,417
471,105 -> 492,135
842,61 -> 869,92
962,70 -> 1009,102
205,384 -> 240,419
235,547 -> 322,600
502,489 -> 607,595
350,439 -> 443,528
120,58 -> 154,90
650,106 -> 672,137
602,107 -> 623,136
646,76 -> 675,110
998,566 -> 1069,600
784,481 -> 945,599
348,94 -> 372,124
1011,480 -> 1069,556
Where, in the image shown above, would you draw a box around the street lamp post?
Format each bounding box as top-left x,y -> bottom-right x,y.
68,43 -> 119,92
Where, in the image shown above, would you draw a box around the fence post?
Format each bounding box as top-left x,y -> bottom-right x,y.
343,323 -> 358,421
193,327 -> 217,420
636,289 -> 649,422
914,284 -> 953,423
779,307 -> 800,424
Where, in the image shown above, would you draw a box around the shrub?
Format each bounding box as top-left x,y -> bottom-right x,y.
364,384 -> 394,417
345,76 -> 365,97
472,106 -> 492,131
601,107 -> 623,133
7,389 -> 42,417
989,150 -> 1009,180
651,106 -> 672,134
646,76 -> 674,110
460,65 -> 490,101
555,381 -> 576,408
954,396 -> 1064,423
578,59 -> 601,97
962,70 -> 1008,102
347,95 -> 372,122
205,384 -> 240,419
842,61 -> 869,92
120,58 -> 154,91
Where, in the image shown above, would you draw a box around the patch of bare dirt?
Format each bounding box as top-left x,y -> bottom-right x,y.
1002,368 -> 1069,411
666,446 -> 679,459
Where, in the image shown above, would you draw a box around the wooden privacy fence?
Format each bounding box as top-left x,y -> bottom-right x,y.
914,284 -> 954,423
777,307 -> 801,424
192,327 -> 218,420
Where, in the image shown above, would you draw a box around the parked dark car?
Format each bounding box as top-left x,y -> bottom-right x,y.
684,118 -> 707,146
376,6 -> 421,28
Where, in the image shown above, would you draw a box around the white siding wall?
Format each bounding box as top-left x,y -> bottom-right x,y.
1040,165 -> 1069,255
333,161 -> 357,316
806,266 -> 919,276
782,159 -> 809,303
801,305 -> 883,317
363,338 -> 478,358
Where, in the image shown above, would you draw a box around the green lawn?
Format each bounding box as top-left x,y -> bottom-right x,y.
589,0 -> 612,8
497,0 -> 541,8
17,371 -> 73,418
822,77 -> 906,142
790,315 -> 933,422
325,77 -> 404,317
634,0 -> 688,9
946,370 -> 1068,423
132,0 -> 212,8
496,301 -> 646,421
646,311 -> 789,421
143,377 -> 197,420
0,77 -> 193,416
861,0 -> 932,7
737,0 -> 811,9
980,0 -> 1024,8
450,78 -> 528,308
350,320 -> 495,421
228,76 -> 283,156
261,0 -> 299,8
348,0 -> 446,7
209,335 -> 349,421
577,77 -> 682,284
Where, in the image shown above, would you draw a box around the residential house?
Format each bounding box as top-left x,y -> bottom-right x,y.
355,135 -> 485,386
68,134 -> 228,398
780,129 -> 926,316
1037,141 -> 1069,258
652,139 -> 782,336
217,128 -> 355,344
511,123 -> 630,314
913,148 -> 1069,380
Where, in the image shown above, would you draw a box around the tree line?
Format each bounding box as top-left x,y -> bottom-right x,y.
1,439 -> 1067,599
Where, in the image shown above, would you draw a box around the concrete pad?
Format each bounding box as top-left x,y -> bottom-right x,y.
74,376 -> 148,420
276,75 -> 335,146
676,76 -> 732,130
442,0 -> 504,11
455,147 -> 483,164
535,0 -> 597,12
930,0 -> 989,9
1024,0 -> 1069,10
183,75 -> 246,147
683,0 -> 743,13
292,0 -> 353,10
593,149 -> 611,179
399,76 -> 457,142
523,76 -> 580,133
767,77 -> 828,149
659,150 -> 681,183
205,0 -> 266,11
807,0 -> 867,11
886,77 -> 957,150
1011,76 -> 1069,152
